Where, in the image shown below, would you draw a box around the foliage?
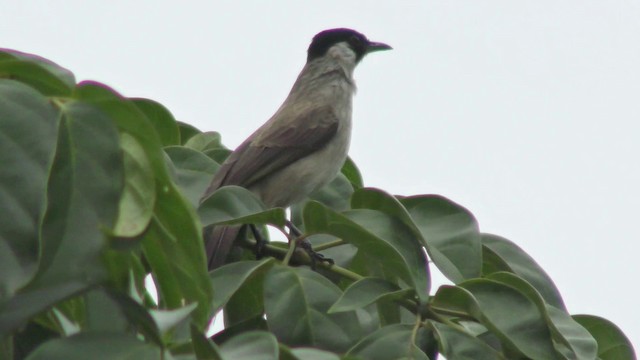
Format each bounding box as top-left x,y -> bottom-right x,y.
0,49 -> 635,360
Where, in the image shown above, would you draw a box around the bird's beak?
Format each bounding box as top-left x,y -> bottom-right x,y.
366,41 -> 393,53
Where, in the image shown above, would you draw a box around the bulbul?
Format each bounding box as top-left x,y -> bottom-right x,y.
202,28 -> 391,270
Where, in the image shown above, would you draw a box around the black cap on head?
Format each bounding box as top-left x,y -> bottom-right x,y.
307,28 -> 391,63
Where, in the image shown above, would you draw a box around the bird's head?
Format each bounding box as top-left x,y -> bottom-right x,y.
307,28 -> 391,64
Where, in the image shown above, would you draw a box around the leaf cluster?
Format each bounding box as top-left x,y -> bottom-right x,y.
0,49 -> 635,360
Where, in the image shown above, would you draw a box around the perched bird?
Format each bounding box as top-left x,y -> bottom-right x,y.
201,28 -> 391,270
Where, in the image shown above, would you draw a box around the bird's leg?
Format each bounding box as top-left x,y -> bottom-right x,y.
285,220 -> 334,269
249,224 -> 267,259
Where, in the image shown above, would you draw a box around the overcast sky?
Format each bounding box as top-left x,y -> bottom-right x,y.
4,0 -> 639,347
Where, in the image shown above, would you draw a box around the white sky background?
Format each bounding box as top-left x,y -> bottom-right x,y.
4,0 -> 639,347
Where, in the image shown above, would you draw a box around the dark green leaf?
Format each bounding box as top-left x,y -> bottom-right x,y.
165,145 -> 219,207
210,259 -> 274,313
112,133 -> 155,237
0,50 -> 74,96
433,281 -> 560,359
0,80 -> 58,298
289,347 -> 341,360
191,324 -> 222,360
346,324 -> 429,360
303,201 -> 430,304
149,302 -> 198,335
307,173 -> 355,212
263,265 -> 361,352
25,332 -> 170,360
401,195 -> 482,283
573,315 -> 636,360
218,331 -> 279,360
486,272 -> 597,358
429,321 -> 505,360
185,132 -> 223,153
482,234 -> 566,310
199,186 -> 286,228
132,98 -> 180,146
177,121 -> 202,145
329,277 -> 412,313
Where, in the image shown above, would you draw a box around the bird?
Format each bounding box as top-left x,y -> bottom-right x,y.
201,28 -> 391,270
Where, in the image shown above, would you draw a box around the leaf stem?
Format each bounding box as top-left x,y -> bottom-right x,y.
313,238 -> 346,251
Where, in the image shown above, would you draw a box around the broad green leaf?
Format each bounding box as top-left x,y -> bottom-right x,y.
429,321 -> 505,360
132,98 -> 180,146
52,309 -> 80,336
573,315 -> 636,360
0,50 -> 74,96
303,201 -> 430,304
218,331 -> 279,360
433,281 -> 560,359
401,194 -> 482,283
329,277 -> 413,313
210,259 -> 274,313
199,186 -> 286,228
185,131 -> 223,152
1,99 -> 124,336
0,80 -> 58,298
164,145 -> 219,207
482,234 -> 566,310
486,272 -> 597,359
25,332 -> 170,360
213,315 -> 268,344
346,324 -> 430,360
142,190 -> 213,329
287,347 -> 341,360
177,121 -> 202,144
191,324 -> 223,360
264,265 -> 362,352
73,82 -> 173,184
340,156 -> 363,189
112,133 -> 155,237
307,172 -> 355,212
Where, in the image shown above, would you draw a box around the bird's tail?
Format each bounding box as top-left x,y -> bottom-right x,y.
204,225 -> 241,270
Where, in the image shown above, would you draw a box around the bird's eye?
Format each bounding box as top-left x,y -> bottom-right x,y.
350,35 -> 361,44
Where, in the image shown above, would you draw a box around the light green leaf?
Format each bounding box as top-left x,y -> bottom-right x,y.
573,315 -> 636,360
210,259 -> 274,313
218,331 -> 279,360
199,185 -> 286,228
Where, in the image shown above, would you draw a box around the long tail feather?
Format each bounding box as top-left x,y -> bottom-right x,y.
204,225 -> 241,270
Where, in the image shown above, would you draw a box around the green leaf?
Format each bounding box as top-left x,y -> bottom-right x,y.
0,80 -> 58,298
486,272 -> 597,358
132,98 -> 180,146
289,347 -> 341,360
0,50 -> 75,96
185,131 -> 223,152
340,156 -> 363,189
303,201 -> 430,304
573,315 -> 636,360
164,145 -> 219,207
329,277 -> 413,313
210,259 -> 274,313
177,121 -> 202,145
263,265 -> 361,352
400,194 -> 482,283
433,281 -> 560,359
112,133 -> 155,237
218,331 -> 279,360
1,98 -> 124,336
482,234 -> 566,310
307,173 -> 355,212
191,324 -> 223,360
346,324 -> 430,360
149,302 -> 198,335
24,332 -> 171,360
199,186 -> 286,228
429,321 -> 505,360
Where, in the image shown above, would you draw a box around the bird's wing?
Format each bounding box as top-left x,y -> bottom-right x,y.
202,105 -> 339,199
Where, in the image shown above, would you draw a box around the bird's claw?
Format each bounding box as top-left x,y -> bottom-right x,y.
298,238 -> 334,270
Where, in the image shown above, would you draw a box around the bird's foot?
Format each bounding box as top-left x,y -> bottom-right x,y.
297,238 -> 334,270
249,224 -> 268,260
